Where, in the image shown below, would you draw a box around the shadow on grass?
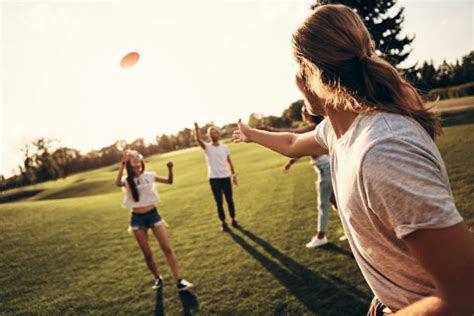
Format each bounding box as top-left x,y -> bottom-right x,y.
179,291 -> 199,315
0,189 -> 43,203
155,287 -> 165,316
320,243 -> 355,260
439,108 -> 474,127
228,227 -> 371,315
155,287 -> 199,316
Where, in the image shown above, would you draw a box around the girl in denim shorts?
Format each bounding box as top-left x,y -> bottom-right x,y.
115,150 -> 192,291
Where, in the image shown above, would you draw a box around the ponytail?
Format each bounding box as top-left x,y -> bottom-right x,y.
360,55 -> 441,139
292,4 -> 442,139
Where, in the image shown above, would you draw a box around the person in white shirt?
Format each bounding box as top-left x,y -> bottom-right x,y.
194,123 -> 238,232
260,107 -> 345,248
115,150 -> 192,292
232,4 -> 473,314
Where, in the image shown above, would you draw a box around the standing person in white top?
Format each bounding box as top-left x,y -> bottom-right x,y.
194,123 -> 238,232
260,107 -> 345,248
115,150 -> 193,292
233,4 -> 474,315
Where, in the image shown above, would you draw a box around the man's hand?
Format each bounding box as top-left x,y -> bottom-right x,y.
166,161 -> 173,169
233,119 -> 253,143
282,162 -> 292,174
232,174 -> 238,186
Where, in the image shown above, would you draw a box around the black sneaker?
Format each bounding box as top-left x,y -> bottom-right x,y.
152,276 -> 163,290
221,223 -> 229,232
176,279 -> 193,292
231,219 -> 239,228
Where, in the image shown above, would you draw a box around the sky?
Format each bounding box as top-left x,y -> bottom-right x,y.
1,0 -> 473,177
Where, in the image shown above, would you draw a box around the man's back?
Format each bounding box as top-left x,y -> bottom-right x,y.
315,112 -> 463,311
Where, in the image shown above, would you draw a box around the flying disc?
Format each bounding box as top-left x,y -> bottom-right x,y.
120,52 -> 140,68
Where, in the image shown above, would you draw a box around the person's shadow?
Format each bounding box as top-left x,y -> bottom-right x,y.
228,226 -> 371,315
155,287 -> 165,316
155,287 -> 199,316
179,290 -> 199,316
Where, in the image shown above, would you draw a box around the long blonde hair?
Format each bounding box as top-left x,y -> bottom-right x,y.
292,4 -> 441,139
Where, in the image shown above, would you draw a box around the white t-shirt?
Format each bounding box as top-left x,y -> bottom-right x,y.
121,171 -> 160,208
314,112 -> 463,311
204,142 -> 230,179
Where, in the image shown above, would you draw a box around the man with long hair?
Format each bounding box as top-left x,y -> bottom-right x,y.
233,4 -> 474,315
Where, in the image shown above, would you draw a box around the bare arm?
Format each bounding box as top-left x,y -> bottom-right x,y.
227,155 -> 236,175
194,122 -> 206,150
115,151 -> 129,187
155,161 -> 174,184
233,120 -> 327,158
394,222 -> 474,315
227,155 -> 238,185
259,123 -> 316,134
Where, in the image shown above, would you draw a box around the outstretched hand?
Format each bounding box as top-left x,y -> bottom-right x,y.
166,161 -> 174,169
233,119 -> 252,143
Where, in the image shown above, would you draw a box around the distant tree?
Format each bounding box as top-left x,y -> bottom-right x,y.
282,100 -> 304,122
52,147 -> 81,177
158,135 -> 172,152
248,113 -> 264,128
437,60 -> 454,88
314,0 -> 413,67
418,61 -> 438,91
177,128 -> 193,148
129,138 -> 147,155
460,51 -> 474,82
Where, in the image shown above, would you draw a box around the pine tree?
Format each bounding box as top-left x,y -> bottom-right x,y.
312,0 -> 413,67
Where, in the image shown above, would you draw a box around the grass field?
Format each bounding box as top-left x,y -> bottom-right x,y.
1,108 -> 473,315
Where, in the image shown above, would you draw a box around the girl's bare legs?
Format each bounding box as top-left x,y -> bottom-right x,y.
151,224 -> 181,282
133,229 -> 160,278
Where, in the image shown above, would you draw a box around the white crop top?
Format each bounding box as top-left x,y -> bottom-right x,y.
121,171 -> 160,208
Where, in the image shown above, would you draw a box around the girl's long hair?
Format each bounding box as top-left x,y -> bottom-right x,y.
126,160 -> 145,202
292,4 -> 441,139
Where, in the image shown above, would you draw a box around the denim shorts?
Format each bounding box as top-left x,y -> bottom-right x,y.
130,208 -> 163,231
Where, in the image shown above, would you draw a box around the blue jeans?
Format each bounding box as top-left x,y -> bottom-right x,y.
313,161 -> 333,233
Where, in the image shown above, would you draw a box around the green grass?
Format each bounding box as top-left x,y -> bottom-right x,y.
1,109 -> 473,315
428,95 -> 474,111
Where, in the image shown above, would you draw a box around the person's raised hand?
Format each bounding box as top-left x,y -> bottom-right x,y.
166,161 -> 174,169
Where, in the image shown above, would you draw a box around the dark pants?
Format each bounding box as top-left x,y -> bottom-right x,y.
367,297 -> 390,316
209,177 -> 235,221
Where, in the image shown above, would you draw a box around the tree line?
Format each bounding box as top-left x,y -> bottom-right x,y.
404,51 -> 474,94
0,123 -> 237,191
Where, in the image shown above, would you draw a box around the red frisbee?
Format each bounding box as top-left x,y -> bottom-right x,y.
120,52 -> 140,68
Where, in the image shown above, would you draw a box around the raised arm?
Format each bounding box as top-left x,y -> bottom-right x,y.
115,151 -> 129,187
194,122 -> 206,150
233,119 -> 327,158
155,161 -> 174,184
